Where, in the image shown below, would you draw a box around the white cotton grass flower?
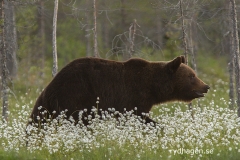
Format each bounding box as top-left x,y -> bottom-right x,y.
38,106 -> 42,110
1,94 -> 240,159
96,97 -> 100,104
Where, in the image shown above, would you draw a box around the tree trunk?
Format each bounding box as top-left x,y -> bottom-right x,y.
127,19 -> 137,60
52,0 -> 58,77
0,0 -> 8,122
1,0 -> 17,108
85,1 -> 91,57
230,0 -> 240,117
93,0 -> 99,57
180,0 -> 188,64
229,47 -> 235,109
4,0 -> 17,79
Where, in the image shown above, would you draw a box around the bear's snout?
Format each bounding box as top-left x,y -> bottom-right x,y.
203,84 -> 210,93
205,85 -> 210,91
200,84 -> 210,94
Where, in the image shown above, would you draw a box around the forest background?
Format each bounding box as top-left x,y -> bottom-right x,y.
0,0 -> 239,119
0,0 -> 239,120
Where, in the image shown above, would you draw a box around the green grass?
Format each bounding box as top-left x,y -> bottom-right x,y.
1,53 -> 239,160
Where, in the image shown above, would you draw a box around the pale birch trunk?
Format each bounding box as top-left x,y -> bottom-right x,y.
0,0 -> 8,122
228,1 -> 235,109
86,5 -> 91,57
93,0 -> 98,57
180,0 -> 188,64
4,0 -> 17,79
127,19 -> 137,60
52,0 -> 58,77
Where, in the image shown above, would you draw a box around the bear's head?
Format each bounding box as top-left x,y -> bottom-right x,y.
167,56 -> 210,102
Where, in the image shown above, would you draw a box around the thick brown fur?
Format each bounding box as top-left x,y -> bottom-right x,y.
29,56 -> 209,125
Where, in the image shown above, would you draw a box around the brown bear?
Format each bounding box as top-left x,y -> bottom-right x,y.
28,56 -> 209,125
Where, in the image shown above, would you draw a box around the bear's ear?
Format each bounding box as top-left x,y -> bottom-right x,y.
180,55 -> 186,64
167,56 -> 182,73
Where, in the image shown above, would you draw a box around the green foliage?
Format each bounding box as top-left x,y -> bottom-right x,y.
14,0 -> 230,67
56,18 -> 87,66
16,6 -> 38,59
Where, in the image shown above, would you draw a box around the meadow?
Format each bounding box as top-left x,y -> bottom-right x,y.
1,55 -> 240,160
